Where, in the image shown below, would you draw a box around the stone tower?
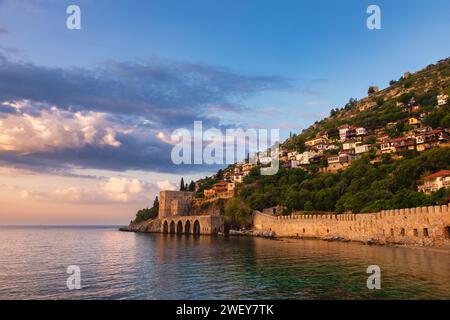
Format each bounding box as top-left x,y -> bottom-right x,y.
158,191 -> 194,219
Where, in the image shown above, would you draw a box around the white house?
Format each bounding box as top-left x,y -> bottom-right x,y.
343,141 -> 358,151
356,127 -> 368,136
437,94 -> 448,106
355,144 -> 371,154
417,170 -> 450,194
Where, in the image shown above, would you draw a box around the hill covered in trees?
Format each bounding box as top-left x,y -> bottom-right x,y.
211,57 -> 450,224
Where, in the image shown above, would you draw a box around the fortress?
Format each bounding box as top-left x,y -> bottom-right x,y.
158,191 -> 224,235
253,204 -> 450,247
129,191 -> 449,248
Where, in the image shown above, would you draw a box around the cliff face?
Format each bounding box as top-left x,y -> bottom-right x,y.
120,219 -> 161,233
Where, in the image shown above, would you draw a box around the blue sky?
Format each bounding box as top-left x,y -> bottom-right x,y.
0,0 -> 449,224
2,0 -> 450,134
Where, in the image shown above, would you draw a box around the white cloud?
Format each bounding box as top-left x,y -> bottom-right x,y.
156,180 -> 177,191
0,175 -> 154,204
101,177 -> 146,202
0,100 -> 128,152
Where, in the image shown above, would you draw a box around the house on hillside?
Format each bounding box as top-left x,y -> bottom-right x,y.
338,125 -> 356,142
437,94 -> 448,106
295,151 -> 321,166
407,117 -> 421,129
381,137 -> 416,154
355,144 -> 371,155
326,151 -> 356,173
305,136 -> 328,149
343,141 -> 358,151
415,129 -> 449,152
417,170 -> 450,194
411,105 -> 421,113
356,127 -> 368,136
204,181 -> 235,200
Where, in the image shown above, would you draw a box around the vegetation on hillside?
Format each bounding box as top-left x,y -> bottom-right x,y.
133,196 -> 159,223
235,148 -> 450,219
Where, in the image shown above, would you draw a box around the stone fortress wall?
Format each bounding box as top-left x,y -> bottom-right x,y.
158,191 -> 224,235
253,205 -> 450,247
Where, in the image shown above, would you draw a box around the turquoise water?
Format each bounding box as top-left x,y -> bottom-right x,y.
0,226 -> 448,300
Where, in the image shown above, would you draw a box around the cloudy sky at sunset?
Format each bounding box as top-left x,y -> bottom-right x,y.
1,0 -> 449,224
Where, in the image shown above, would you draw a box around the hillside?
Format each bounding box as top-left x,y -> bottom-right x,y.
284,57 -> 450,151
133,57 -> 450,224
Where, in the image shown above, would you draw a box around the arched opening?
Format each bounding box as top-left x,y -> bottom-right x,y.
176,221 -> 183,234
170,221 -> 175,234
193,220 -> 200,235
163,221 -> 168,234
185,220 -> 191,234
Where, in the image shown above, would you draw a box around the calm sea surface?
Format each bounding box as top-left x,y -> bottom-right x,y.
0,226 -> 448,300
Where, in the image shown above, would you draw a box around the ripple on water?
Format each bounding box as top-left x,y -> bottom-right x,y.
0,227 -> 449,300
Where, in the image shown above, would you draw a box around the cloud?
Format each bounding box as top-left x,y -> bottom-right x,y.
0,102 -> 126,152
156,180 -> 177,191
0,54 -> 290,129
1,176 -> 155,204
0,54 -> 291,174
100,177 -> 145,202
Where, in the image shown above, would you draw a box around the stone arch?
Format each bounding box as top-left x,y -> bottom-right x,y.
185,220 -> 191,234
193,220 -> 201,235
170,220 -> 175,234
176,221 -> 183,234
163,220 -> 168,234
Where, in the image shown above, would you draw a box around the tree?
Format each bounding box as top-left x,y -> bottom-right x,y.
441,114 -> 450,128
368,86 -> 377,95
424,109 -> 447,128
152,196 -> 159,208
180,177 -> 185,191
133,196 -> 159,223
304,201 -> 314,211
188,180 -> 196,192
216,169 -> 224,180
224,198 -> 252,229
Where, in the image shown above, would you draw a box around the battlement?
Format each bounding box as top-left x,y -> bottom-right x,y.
253,204 -> 450,247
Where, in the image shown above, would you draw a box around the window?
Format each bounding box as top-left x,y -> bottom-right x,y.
400,228 -> 405,236
423,228 -> 429,237
390,228 -> 394,236
445,227 -> 450,239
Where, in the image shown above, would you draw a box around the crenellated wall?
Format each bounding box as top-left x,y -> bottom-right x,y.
253,205 -> 450,247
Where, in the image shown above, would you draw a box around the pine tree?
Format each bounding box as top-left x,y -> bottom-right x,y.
180,178 -> 185,191
188,181 -> 196,191
153,196 -> 159,208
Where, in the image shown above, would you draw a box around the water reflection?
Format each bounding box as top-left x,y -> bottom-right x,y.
0,227 -> 448,299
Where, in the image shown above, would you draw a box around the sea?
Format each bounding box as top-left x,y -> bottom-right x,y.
0,226 -> 448,300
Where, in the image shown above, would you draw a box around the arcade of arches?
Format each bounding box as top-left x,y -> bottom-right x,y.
161,216 -> 224,235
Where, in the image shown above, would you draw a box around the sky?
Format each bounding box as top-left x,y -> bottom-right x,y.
0,0 -> 449,225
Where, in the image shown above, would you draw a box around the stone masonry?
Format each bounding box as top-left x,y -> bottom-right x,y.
253,204 -> 450,247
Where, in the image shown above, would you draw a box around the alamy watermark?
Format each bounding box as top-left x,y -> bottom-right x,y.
66,5 -> 81,30
170,121 -> 280,175
367,5 -> 381,30
66,265 -> 82,290
366,265 -> 381,290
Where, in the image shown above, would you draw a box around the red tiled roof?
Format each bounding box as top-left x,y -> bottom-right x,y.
423,170 -> 450,180
426,129 -> 443,135
389,136 -> 410,142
